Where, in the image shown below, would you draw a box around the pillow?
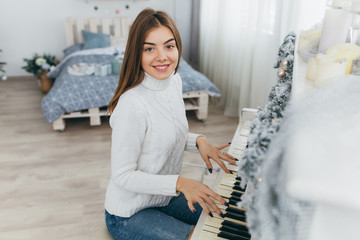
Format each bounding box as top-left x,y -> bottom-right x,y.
81,30 -> 111,50
63,43 -> 83,58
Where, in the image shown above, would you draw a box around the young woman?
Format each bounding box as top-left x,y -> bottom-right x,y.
105,8 -> 237,240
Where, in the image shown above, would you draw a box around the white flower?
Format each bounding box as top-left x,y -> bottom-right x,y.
35,57 -> 46,66
42,63 -> 50,70
50,65 -> 56,72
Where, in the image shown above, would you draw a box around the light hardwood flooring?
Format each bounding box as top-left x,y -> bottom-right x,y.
0,76 -> 239,240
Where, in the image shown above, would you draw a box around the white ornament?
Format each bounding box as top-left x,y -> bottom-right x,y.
280,59 -> 289,67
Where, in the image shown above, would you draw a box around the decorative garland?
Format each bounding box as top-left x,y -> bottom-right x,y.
238,32 -> 296,188
237,32 -> 296,231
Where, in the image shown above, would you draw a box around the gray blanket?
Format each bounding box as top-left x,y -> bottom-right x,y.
41,48 -> 220,123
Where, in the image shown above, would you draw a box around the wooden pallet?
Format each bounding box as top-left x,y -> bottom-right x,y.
183,90 -> 208,121
52,91 -> 209,131
65,17 -> 132,46
52,107 -> 109,131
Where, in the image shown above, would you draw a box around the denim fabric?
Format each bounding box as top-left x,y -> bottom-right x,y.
105,193 -> 202,240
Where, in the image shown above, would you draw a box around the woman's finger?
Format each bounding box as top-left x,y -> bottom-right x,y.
211,155 -> 231,173
223,151 -> 236,161
205,189 -> 228,207
187,200 -> 197,213
216,143 -> 230,150
219,152 -> 236,165
200,193 -> 224,218
200,151 -> 214,173
197,197 -> 213,217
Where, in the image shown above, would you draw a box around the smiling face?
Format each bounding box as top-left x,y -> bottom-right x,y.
141,25 -> 179,80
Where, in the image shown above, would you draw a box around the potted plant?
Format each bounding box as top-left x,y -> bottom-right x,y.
22,53 -> 59,93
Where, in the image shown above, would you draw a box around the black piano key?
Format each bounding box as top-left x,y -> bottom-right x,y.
234,181 -> 247,188
221,220 -> 249,233
229,198 -> 240,206
229,199 -> 239,206
235,177 -> 241,181
232,181 -> 242,187
226,206 -> 246,216
233,185 -> 246,192
218,231 -> 250,240
231,191 -> 243,198
230,195 -> 242,202
224,212 -> 246,222
234,181 -> 242,187
220,225 -> 251,239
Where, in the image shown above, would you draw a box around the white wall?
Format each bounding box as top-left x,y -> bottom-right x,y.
295,0 -> 327,31
0,0 -> 192,76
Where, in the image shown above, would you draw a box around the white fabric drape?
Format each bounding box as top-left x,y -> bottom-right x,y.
199,0 -> 299,116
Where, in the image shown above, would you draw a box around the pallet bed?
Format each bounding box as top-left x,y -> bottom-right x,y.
50,17 -> 211,131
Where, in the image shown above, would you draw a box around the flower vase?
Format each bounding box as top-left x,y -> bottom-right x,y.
38,71 -> 53,93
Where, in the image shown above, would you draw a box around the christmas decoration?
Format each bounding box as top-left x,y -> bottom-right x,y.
277,68 -> 286,78
280,58 -> 289,67
236,32 -> 296,238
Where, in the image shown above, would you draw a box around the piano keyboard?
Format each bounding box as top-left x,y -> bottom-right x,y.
191,108 -> 257,240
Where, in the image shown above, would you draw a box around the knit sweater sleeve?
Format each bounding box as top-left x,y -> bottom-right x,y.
110,94 -> 179,196
174,74 -> 205,152
185,132 -> 204,152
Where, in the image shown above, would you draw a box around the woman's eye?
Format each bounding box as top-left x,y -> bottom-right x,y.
145,47 -> 153,52
166,45 -> 175,49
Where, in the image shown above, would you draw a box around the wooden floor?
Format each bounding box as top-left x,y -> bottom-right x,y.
0,76 -> 239,240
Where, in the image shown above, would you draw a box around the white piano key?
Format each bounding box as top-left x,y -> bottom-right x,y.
227,164 -> 239,172
239,128 -> 250,136
199,229 -> 227,240
220,176 -> 236,186
202,224 -> 220,234
204,215 -> 224,227
215,204 -> 227,211
231,150 -> 244,159
223,172 -> 237,179
220,176 -> 238,188
217,188 -> 233,198
233,143 -> 247,151
218,184 -> 245,195
236,137 -> 248,145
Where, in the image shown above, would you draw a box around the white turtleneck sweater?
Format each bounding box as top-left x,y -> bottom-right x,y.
105,72 -> 202,217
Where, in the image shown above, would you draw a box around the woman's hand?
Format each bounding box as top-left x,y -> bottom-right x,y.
176,177 -> 228,218
196,136 -> 237,174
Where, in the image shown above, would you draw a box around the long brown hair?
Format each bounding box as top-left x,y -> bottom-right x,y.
108,8 -> 182,113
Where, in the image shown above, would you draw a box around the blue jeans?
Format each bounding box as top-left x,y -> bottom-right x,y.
105,193 -> 202,240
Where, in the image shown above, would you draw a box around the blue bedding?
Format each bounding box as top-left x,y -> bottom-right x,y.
41,47 -> 220,123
